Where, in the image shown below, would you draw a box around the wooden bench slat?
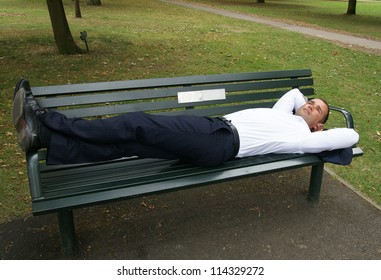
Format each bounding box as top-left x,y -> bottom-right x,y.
32,69 -> 312,96
37,78 -> 313,109
39,86 -> 314,119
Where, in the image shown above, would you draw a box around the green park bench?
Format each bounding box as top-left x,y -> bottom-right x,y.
25,69 -> 363,256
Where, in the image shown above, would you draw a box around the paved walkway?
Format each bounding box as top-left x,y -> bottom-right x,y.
1,168 -> 381,259
162,0 -> 381,53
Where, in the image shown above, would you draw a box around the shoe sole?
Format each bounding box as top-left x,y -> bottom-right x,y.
12,88 -> 35,152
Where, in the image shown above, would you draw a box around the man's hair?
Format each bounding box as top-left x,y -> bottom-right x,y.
320,99 -> 330,124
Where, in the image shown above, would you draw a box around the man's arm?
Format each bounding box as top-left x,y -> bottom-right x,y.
272,88 -> 307,113
299,128 -> 359,153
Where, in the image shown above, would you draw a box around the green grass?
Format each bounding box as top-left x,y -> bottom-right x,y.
0,0 -> 380,223
185,0 -> 381,40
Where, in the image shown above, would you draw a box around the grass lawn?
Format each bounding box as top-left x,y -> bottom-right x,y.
0,0 -> 380,223
184,0 -> 381,40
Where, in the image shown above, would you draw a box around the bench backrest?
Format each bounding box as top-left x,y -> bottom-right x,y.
31,69 -> 314,119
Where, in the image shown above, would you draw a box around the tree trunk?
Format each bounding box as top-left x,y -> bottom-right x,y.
347,0 -> 357,15
257,0 -> 265,3
87,0 -> 102,5
46,0 -> 82,54
75,0 -> 82,18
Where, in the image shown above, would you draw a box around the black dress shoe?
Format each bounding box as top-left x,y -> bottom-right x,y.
14,78 -> 46,117
12,86 -> 42,152
13,78 -> 31,99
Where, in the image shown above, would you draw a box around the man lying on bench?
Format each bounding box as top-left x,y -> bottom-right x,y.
12,79 -> 359,167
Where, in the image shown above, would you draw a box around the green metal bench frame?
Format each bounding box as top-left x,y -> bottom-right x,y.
26,69 -> 363,256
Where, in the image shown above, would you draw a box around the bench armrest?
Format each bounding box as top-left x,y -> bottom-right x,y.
329,106 -> 363,155
329,106 -> 355,129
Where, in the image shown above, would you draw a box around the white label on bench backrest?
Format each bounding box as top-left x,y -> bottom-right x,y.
177,89 -> 226,104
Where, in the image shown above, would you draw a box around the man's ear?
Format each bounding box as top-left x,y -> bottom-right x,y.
311,123 -> 323,132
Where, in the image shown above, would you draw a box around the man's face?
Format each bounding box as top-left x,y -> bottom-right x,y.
295,98 -> 329,131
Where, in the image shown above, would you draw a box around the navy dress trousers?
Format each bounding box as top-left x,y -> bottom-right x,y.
39,111 -> 239,167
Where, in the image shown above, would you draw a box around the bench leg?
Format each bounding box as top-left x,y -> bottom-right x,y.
308,163 -> 324,202
57,209 -> 76,257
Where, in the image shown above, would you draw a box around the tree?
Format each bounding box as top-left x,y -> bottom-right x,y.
46,0 -> 83,54
87,0 -> 102,5
74,0 -> 82,18
347,0 -> 357,15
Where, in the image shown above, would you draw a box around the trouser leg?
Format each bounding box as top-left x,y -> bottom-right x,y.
136,125 -> 234,167
46,132 -> 178,164
40,111 -> 146,144
42,111 -> 235,167
40,111 -> 226,144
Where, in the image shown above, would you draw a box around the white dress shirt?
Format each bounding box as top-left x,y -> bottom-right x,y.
224,89 -> 359,158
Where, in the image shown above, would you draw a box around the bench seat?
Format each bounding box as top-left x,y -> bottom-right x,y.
30,153 -> 327,214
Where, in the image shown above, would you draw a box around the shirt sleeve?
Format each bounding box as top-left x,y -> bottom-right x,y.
272,88 -> 308,113
298,128 -> 359,153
